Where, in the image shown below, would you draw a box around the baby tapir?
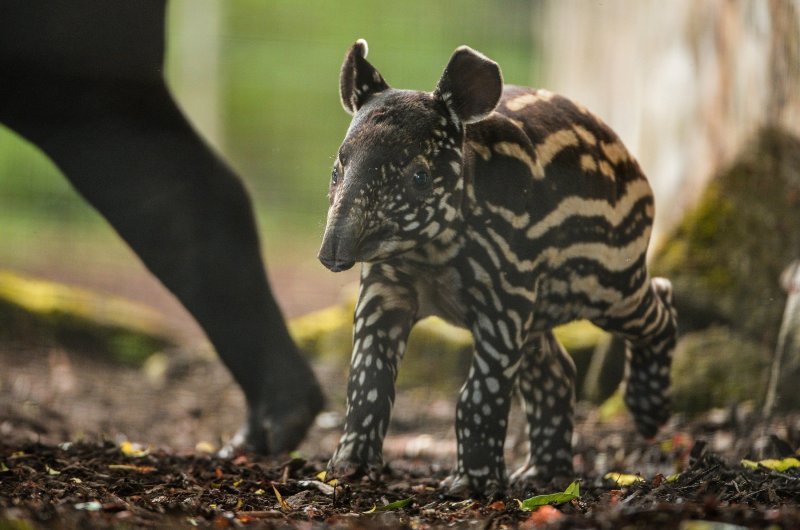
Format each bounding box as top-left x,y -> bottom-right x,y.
318,39 -> 677,496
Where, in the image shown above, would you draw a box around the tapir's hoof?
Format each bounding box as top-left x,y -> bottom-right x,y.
325,459 -> 378,483
218,381 -> 325,458
626,394 -> 670,440
441,473 -> 506,500
218,423 -> 262,458
326,444 -> 383,482
509,463 -> 574,496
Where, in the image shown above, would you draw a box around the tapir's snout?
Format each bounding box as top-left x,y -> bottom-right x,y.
318,213 -> 359,272
317,242 -> 356,272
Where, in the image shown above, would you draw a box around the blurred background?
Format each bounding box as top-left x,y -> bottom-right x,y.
1,0 -> 799,456
0,0 -> 538,338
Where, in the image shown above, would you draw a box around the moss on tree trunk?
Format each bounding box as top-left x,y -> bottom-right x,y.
652,127 -> 800,344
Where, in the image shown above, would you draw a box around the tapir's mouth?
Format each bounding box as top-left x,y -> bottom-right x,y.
318,238 -> 380,272
317,231 -> 357,272
318,226 -> 403,272
318,254 -> 356,272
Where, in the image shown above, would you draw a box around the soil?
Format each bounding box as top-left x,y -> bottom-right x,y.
3,339 -> 800,529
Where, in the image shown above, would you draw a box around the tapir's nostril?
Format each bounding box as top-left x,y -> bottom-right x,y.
318,253 -> 355,272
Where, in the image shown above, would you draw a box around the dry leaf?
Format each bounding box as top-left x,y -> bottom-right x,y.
604,472 -> 644,486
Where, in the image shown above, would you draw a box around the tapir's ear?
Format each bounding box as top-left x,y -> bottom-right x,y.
340,39 -> 390,115
434,46 -> 502,124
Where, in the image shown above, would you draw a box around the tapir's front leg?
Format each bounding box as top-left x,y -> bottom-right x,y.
328,263 -> 418,476
445,317 -> 524,497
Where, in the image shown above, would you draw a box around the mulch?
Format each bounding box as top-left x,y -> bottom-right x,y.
3,340 -> 800,528
2,436 -> 800,529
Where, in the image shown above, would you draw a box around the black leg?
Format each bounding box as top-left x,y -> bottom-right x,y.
0,1 -> 323,453
598,278 -> 677,438
511,332 -> 575,485
328,263 -> 416,475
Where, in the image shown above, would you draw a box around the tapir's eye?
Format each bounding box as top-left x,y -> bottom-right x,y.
412,170 -> 431,190
331,167 -> 339,185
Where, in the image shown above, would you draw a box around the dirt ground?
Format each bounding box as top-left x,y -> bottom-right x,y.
2,336 -> 800,529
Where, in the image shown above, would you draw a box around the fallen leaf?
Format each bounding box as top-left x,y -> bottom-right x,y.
741,457 -> 800,472
564,480 -> 579,496
740,459 -> 757,470
74,501 -> 103,511
375,497 -> 414,511
119,441 -> 149,458
46,465 -> 61,476
297,480 -> 335,496
272,484 -> 291,511
108,464 -> 157,473
488,500 -> 505,511
607,489 -> 623,505
363,497 -> 413,513
195,441 -> 216,454
521,505 -> 564,527
679,520 -> 748,530
604,472 -> 645,486
315,470 -> 340,486
517,480 -> 580,511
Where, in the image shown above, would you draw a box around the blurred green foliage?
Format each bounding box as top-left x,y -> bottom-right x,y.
0,1 -> 537,257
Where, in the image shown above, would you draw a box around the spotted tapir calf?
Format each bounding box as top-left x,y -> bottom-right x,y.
318,40 -> 677,496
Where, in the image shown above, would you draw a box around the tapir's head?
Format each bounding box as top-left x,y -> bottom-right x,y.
318,39 -> 503,272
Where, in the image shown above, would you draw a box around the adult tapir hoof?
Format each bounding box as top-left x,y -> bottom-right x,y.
218,349 -> 325,458
219,378 -> 324,457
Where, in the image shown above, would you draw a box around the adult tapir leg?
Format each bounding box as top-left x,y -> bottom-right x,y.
0,0 -> 323,454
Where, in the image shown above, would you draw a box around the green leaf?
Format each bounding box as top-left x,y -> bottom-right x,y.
741,459 -> 758,470
517,480 -> 580,511
563,480 -> 580,496
364,497 -> 413,513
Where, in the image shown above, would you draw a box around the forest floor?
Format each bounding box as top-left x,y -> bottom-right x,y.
2,241 -> 800,529
2,339 -> 800,529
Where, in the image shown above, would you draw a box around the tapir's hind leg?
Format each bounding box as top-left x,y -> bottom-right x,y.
510,331 -> 576,485
0,62 -> 324,456
598,277 -> 677,438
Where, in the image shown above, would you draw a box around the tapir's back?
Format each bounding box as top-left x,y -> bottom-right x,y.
468,85 -> 652,212
463,85 -> 656,323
